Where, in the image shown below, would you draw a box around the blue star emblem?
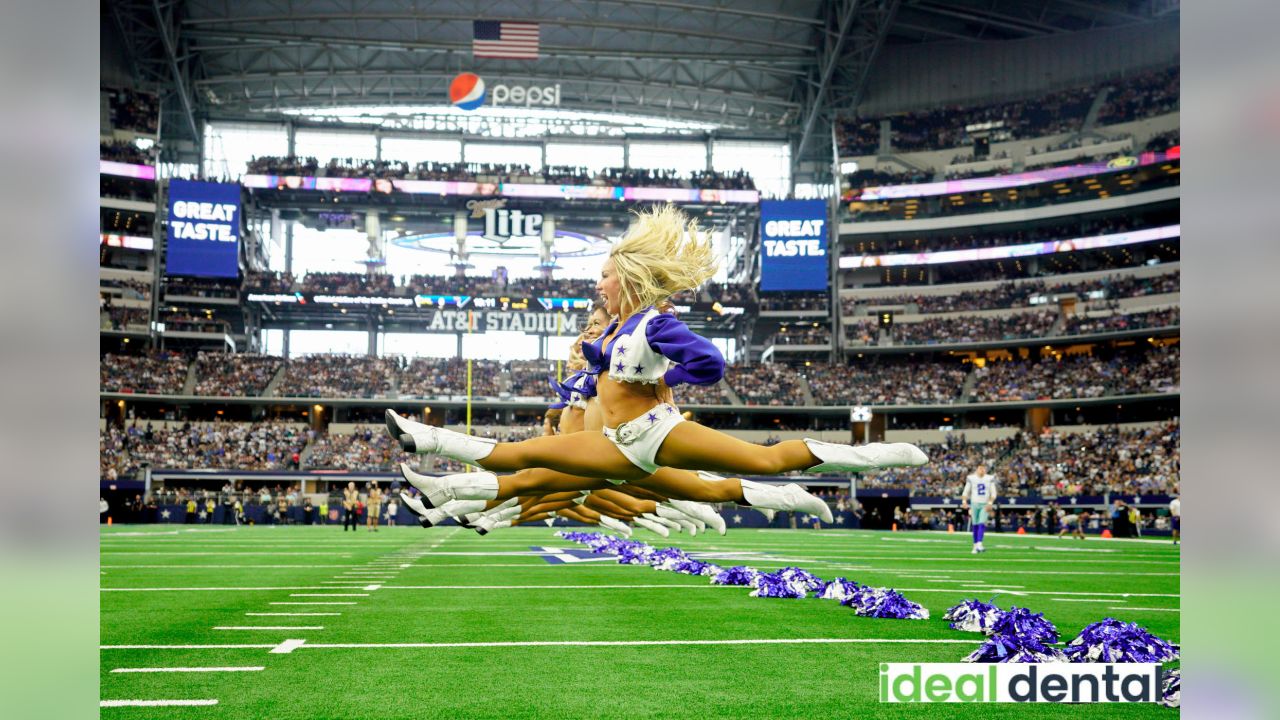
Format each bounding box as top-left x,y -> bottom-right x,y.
632,364 -> 644,373
614,361 -> 625,373
647,413 -> 658,423
616,346 -> 626,356
666,406 -> 676,414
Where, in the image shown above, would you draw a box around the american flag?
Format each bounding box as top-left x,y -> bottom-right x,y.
473,21 -> 540,60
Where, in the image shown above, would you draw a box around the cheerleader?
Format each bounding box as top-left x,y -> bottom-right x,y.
389,205 -> 925,520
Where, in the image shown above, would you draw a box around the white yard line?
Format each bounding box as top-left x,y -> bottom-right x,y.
102,637 -> 978,655
103,587 -> 354,592
269,602 -> 357,606
100,699 -> 219,707
246,613 -> 341,617
111,667 -> 263,674
214,626 -> 324,631
289,593 -> 369,597
1110,607 -> 1180,612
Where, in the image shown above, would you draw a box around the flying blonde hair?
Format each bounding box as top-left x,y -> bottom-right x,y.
610,204 -> 718,314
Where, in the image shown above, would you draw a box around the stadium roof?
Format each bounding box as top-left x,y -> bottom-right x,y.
106,0 -> 1176,163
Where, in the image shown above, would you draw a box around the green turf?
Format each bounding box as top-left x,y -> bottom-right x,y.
100,525 -> 1180,718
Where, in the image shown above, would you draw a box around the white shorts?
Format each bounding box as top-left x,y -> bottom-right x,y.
602,403 -> 685,475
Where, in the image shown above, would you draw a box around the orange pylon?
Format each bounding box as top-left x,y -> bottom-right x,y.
1016,526 -> 1026,535
1101,528 -> 1113,539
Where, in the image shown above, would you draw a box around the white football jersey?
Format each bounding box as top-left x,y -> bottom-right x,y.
962,473 -> 997,504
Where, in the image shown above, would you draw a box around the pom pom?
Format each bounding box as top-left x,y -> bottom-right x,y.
988,606 -> 1058,643
943,599 -> 1004,633
964,633 -> 1068,663
1063,618 -> 1180,663
648,547 -> 691,571
710,566 -> 761,586
748,572 -> 810,599
615,541 -> 657,565
671,559 -> 720,577
1160,668 -> 1180,708
842,587 -> 930,620
815,578 -> 863,602
775,567 -> 824,592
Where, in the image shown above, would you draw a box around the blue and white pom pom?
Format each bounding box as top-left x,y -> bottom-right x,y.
710,566 -> 761,586
1160,668 -> 1180,708
988,606 -> 1058,643
648,547 -> 691,571
815,578 -> 863,602
748,571 -> 811,599
615,541 -> 657,565
965,633 -> 1068,663
943,599 -> 1004,633
1063,618 -> 1180,663
775,567 -> 825,592
843,587 -> 930,620
671,559 -> 721,577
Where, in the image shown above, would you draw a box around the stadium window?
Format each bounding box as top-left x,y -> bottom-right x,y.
288,224 -> 371,275
464,142 -> 543,171
288,330 -> 369,357
379,332 -> 458,359
628,141 -> 708,176
462,331 -> 540,361
202,121 -> 287,179
259,329 -> 284,356
711,140 -> 791,199
380,136 -> 463,166
294,130 -> 377,164
544,143 -> 624,175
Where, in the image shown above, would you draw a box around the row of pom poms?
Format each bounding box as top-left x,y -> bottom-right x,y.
558,531 -> 929,619
943,600 -> 1179,707
557,531 -> 1179,708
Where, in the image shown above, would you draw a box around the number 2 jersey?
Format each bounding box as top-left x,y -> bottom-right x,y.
961,473 -> 997,505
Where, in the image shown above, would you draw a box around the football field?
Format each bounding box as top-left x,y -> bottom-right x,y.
100,525 -> 1180,718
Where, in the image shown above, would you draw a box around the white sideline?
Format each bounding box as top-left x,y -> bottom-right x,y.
1111,607 -> 1180,612
103,586 -> 355,592
214,626 -> 324,631
246,613 -> 341,617
111,667 -> 264,673
102,637 -> 978,654
269,602 -> 356,606
101,699 -> 219,707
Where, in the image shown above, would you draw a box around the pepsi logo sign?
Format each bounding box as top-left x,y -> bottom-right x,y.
450,73 -> 486,111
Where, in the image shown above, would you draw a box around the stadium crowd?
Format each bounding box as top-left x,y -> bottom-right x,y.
771,325 -> 832,345
101,352 -> 188,394
102,421 -> 309,475
193,353 -> 283,396
246,156 -> 756,190
243,271 -> 600,300
970,345 -> 1180,403
836,65 -> 1178,155
278,355 -> 399,398
1004,421 -> 1180,498
397,357 -> 503,398
807,361 -> 967,406
840,214 -> 1152,256
1062,307 -> 1180,335
725,363 -> 807,406
891,311 -> 1059,346
845,271 -> 1179,316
